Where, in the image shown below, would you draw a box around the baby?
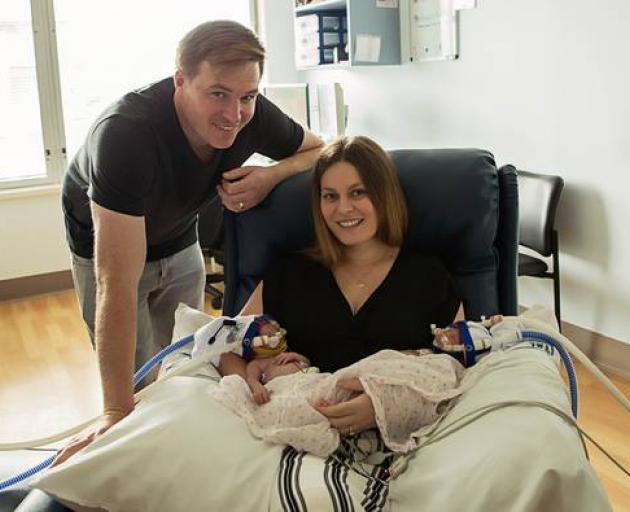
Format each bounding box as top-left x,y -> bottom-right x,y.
199,312 -> 559,456
240,314 -> 287,358
431,314 -> 537,367
211,316 -> 467,456
188,313 -> 310,404
240,315 -> 504,404
221,314 -> 518,407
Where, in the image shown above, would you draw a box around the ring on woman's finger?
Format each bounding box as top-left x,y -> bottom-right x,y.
237,201 -> 245,211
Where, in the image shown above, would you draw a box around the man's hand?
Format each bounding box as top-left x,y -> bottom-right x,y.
314,378 -> 377,436
51,409 -> 130,467
217,166 -> 277,213
217,129 -> 324,213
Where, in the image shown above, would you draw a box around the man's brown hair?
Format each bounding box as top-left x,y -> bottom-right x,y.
176,20 -> 265,78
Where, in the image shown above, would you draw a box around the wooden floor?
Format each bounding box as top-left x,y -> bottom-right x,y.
1,289 -> 629,510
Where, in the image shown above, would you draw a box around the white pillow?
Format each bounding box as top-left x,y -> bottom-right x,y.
32,303 -> 283,512
157,303 -> 220,380
32,378 -> 283,512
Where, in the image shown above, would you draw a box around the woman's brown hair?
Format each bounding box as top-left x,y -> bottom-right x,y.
310,135 -> 408,267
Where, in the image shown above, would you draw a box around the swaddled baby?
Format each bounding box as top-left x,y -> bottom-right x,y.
210,316 -> 466,457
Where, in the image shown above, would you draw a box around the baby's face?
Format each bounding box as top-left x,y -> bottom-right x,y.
433,327 -> 461,348
259,321 -> 281,336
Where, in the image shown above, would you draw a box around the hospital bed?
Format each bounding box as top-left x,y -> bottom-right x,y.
0,148 -> 612,511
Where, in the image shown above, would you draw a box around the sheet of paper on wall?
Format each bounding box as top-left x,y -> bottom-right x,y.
411,0 -> 458,61
354,34 -> 381,63
453,0 -> 476,9
316,83 -> 345,140
376,0 -> 398,7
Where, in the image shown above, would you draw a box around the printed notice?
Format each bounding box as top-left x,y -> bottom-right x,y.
354,34 -> 381,63
411,0 -> 458,61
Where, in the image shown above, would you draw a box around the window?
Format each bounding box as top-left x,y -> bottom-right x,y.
0,0 -> 254,190
0,2 -> 49,186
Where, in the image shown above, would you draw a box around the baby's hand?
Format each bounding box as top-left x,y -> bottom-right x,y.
274,352 -> 303,366
488,314 -> 504,326
250,381 -> 270,405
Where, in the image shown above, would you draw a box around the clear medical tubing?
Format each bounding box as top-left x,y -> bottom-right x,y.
0,334 -> 196,491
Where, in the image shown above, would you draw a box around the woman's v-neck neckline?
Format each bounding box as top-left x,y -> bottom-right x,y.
329,249 -> 403,318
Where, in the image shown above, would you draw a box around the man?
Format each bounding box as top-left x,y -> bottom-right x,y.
56,20 -> 323,465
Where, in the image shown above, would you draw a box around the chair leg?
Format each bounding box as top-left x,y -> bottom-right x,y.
205,283 -> 223,310
553,273 -> 561,332
552,237 -> 561,332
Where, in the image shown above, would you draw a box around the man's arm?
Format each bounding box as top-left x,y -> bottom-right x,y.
53,202 -> 145,466
217,129 -> 324,212
92,202 -> 146,416
263,128 -> 324,184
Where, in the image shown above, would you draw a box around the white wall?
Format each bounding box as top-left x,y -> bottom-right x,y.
262,0 -> 630,344
0,188 -> 70,280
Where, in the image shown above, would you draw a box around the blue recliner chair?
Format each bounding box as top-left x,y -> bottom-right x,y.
222,148 -> 518,319
0,148 -> 518,512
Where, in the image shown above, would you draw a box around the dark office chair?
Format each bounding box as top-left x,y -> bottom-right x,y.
198,197 -> 225,310
517,170 -> 564,329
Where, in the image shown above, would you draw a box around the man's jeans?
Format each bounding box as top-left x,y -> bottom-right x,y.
70,243 -> 205,374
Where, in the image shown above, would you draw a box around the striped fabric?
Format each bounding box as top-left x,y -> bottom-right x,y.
274,435 -> 391,511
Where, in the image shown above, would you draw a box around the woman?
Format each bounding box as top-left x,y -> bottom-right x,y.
220,135 -> 460,436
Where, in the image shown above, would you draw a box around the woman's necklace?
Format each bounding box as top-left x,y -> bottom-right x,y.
336,247 -> 399,289
341,266 -> 372,288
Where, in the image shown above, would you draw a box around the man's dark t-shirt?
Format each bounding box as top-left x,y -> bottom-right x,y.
62,77 -> 304,261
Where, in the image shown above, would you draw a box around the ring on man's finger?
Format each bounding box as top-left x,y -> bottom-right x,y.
237,201 -> 245,211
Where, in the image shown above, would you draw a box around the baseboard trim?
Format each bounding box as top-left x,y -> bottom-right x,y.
560,321 -> 630,380
1,281 -> 628,379
0,270 -> 73,301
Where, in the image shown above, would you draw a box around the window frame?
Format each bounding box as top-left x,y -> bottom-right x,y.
0,0 -> 258,191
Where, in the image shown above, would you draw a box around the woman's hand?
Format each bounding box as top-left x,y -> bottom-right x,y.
314,378 -> 377,436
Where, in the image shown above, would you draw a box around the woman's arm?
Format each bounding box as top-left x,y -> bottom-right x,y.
240,282 -> 264,316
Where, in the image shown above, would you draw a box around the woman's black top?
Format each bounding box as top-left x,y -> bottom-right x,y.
262,249 -> 459,373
